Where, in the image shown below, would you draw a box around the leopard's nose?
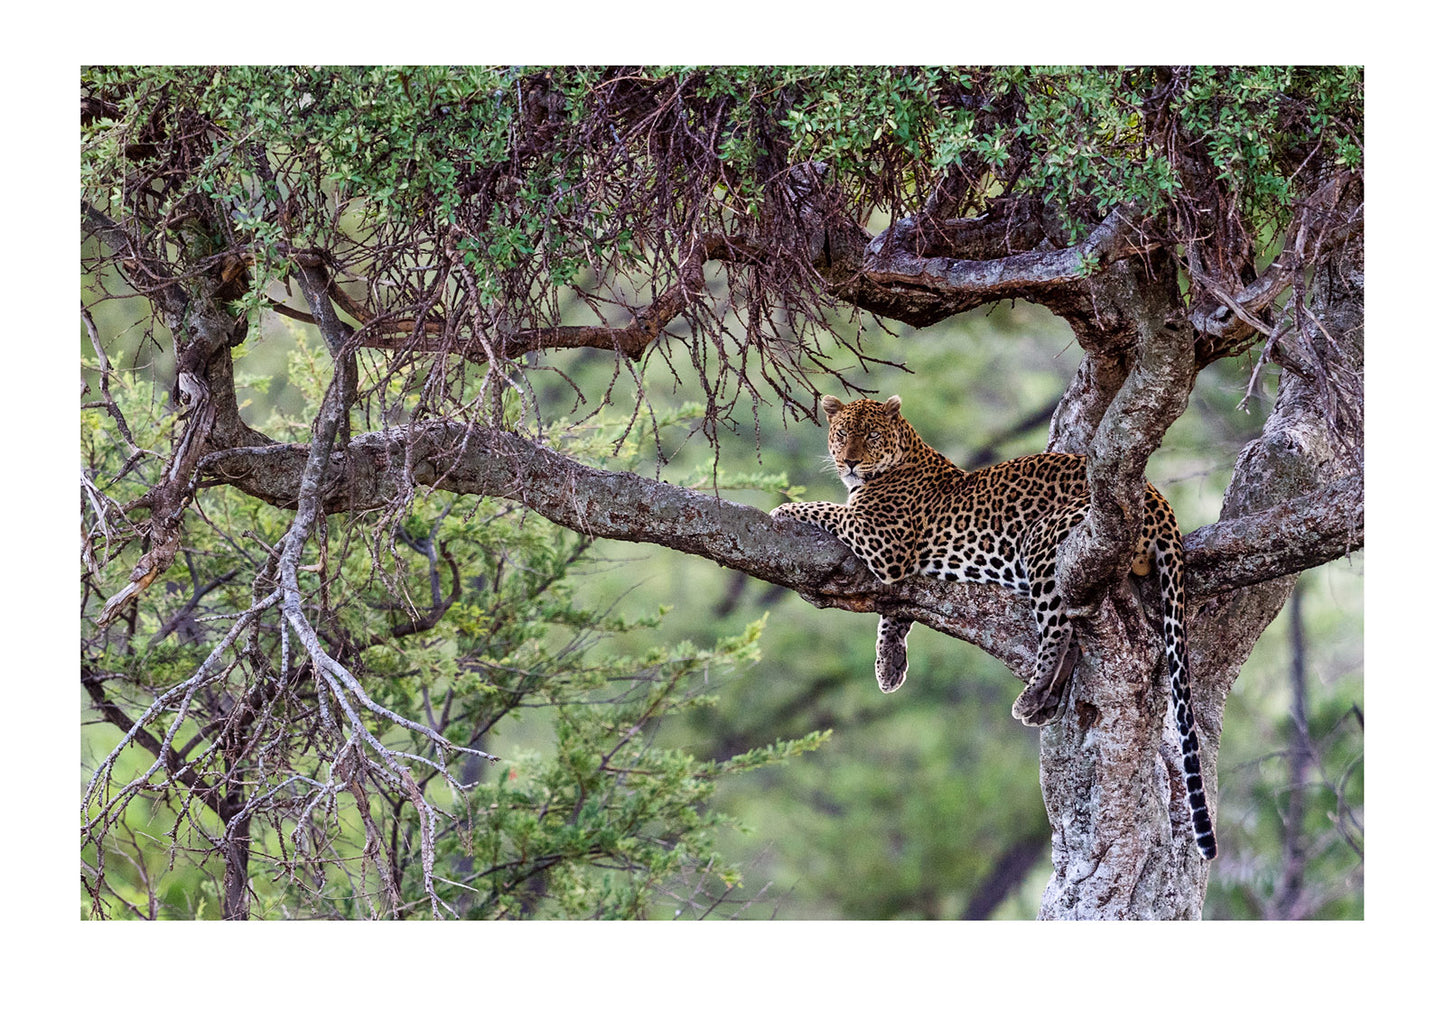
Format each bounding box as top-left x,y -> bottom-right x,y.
844,459 -> 859,470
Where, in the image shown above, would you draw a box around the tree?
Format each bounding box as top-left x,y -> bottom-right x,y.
80,66 -> 1362,919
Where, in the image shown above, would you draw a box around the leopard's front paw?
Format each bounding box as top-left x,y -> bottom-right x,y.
771,504 -> 806,523
875,617 -> 913,693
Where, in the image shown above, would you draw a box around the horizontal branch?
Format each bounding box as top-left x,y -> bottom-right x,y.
1182,473 -> 1363,595
864,204 -> 1147,295
203,422 -> 1362,676
804,201 -> 1158,330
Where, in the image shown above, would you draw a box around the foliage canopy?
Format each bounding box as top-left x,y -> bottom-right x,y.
81,65 -> 1363,429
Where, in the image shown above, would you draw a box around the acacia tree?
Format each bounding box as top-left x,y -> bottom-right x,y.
80,66 -> 1362,920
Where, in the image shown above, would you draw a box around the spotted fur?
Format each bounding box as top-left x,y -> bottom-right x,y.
772,395 -> 1216,860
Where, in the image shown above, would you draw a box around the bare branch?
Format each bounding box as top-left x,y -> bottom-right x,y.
1189,171 -> 1363,351
279,233 -> 726,365
80,201 -> 190,317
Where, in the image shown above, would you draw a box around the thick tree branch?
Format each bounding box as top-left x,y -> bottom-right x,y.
1059,313 -> 1198,611
200,421 -> 1360,677
863,204 -> 1150,300
815,202 -> 1156,331
1183,474 -> 1362,595
1003,239 -> 1202,620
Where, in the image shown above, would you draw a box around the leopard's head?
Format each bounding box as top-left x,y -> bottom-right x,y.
821,395 -> 906,490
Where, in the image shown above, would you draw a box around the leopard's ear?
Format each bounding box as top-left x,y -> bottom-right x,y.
882,395 -> 902,418
821,395 -> 845,418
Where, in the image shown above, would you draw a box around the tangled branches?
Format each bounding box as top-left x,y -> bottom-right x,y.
81,349 -> 498,918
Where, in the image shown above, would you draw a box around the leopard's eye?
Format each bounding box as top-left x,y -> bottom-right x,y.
867,431 -> 880,443
835,428 -> 848,440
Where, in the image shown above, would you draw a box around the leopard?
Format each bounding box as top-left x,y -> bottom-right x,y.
771,394 -> 1217,860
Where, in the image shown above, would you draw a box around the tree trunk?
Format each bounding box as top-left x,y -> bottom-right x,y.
1037,219 -> 1361,918
1036,589 -> 1213,918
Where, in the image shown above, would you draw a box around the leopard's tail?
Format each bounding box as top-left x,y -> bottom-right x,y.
1156,535 -> 1217,861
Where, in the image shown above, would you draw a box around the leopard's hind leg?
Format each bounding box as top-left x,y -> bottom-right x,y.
1011,509 -> 1087,726
1011,617 -> 1078,726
